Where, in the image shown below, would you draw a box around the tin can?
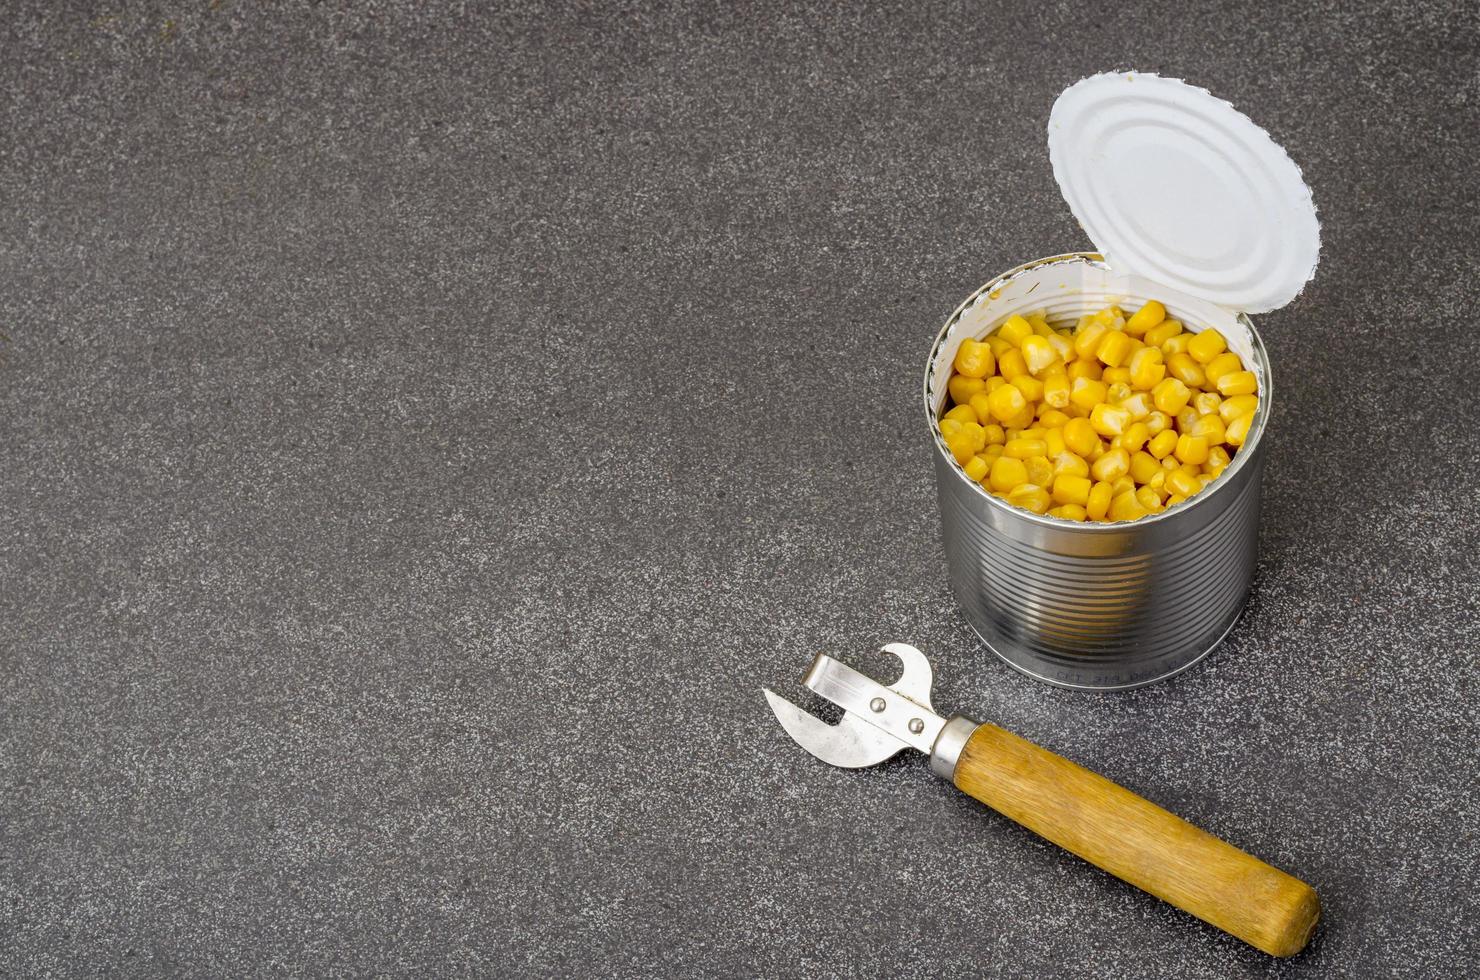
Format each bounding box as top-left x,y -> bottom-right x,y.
923,253 -> 1273,690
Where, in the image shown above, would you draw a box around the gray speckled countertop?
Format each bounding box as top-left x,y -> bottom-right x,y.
2,2 -> 1478,976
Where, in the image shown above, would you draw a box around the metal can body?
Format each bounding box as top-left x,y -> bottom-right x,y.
924,254 -> 1273,690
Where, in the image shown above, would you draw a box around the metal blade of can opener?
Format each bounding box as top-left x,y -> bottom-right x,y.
763,643 -> 1323,958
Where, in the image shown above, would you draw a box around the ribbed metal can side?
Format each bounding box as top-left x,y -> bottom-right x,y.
933,446 -> 1265,689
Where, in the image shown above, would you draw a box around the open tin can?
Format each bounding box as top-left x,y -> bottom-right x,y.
925,74 -> 1319,690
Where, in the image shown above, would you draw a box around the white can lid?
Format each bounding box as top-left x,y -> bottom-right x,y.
1048,72 -> 1320,314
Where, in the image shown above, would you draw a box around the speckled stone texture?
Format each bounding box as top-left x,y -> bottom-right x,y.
1,1 -> 1477,976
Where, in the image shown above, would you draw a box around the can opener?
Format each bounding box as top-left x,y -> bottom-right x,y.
764,643 -> 1320,957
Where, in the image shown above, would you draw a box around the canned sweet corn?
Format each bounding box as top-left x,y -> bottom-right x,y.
937,298 -> 1259,522
924,73 -> 1318,689
926,253 -> 1273,687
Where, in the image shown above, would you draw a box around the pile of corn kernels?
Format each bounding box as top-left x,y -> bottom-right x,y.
939,300 -> 1259,522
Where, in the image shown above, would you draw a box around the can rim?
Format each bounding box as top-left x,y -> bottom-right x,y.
922,252 -> 1273,531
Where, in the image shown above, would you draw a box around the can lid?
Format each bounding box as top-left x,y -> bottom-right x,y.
1047,72 -> 1319,314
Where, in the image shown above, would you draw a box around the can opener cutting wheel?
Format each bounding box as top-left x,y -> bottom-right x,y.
764,643 -> 1320,957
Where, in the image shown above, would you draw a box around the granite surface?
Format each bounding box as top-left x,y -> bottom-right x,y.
2,1 -> 1478,976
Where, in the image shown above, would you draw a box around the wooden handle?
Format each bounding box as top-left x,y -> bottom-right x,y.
954,723 -> 1320,957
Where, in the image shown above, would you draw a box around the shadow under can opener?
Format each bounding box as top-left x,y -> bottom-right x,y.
764,643 -> 1321,958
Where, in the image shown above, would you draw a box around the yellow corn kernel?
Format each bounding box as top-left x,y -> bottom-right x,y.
1152,378 -> 1191,415
1175,434 -> 1210,466
1165,468 -> 1201,498
1147,428 -> 1179,459
963,455 -> 990,482
945,429 -> 978,464
1161,333 -> 1192,356
1042,374 -> 1071,410
1089,403 -> 1131,438
1049,503 -> 1087,522
1124,300 -> 1166,337
1162,455 -> 1179,470
948,375 -> 986,405
1192,391 -> 1222,417
1106,381 -> 1133,404
1091,447 -> 1130,483
1086,481 -> 1114,520
1217,370 -> 1258,397
1203,351 -> 1243,387
1066,358 -> 1103,382
1108,490 -> 1147,522
1073,320 -> 1110,360
1167,352 -> 1206,387
1004,437 -> 1047,459
984,375 -> 1007,394
1102,366 -> 1132,386
1010,374 -> 1044,403
943,403 -> 977,424
1143,318 -> 1183,348
968,391 -> 995,424
1135,485 -> 1164,513
1144,411 -> 1171,435
1062,417 -> 1098,457
1020,335 -> 1057,375
1052,474 -> 1092,507
1024,455 -> 1054,487
1129,450 -> 1162,484
1197,474 -> 1216,489
952,339 -> 995,379
987,333 -> 1014,359
1005,428 -> 1023,442
1096,330 -> 1137,368
1187,328 -> 1227,364
1069,378 -> 1108,413
1128,346 -> 1166,390
1190,414 -> 1226,444
1219,394 -> 1258,425
1144,469 -> 1167,492
939,417 -> 965,439
987,384 -> 1033,428
1047,332 -> 1074,362
1121,421 -> 1150,453
1225,411 -> 1254,447
1207,445 -> 1231,470
1175,407 -> 1200,433
1119,392 -> 1153,421
1027,312 -> 1053,336
1052,451 -> 1089,478
998,348 -> 1028,381
1093,306 -> 1126,328
982,444 -> 1004,460
1039,409 -> 1071,430
1042,428 -> 1066,457
1110,475 -> 1135,497
998,315 -> 1034,347
1006,484 -> 1051,515
988,455 -> 1029,492
1166,493 -> 1188,507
